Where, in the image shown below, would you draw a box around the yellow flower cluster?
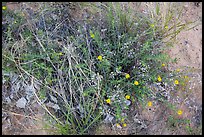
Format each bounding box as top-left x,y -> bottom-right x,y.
116,123 -> 127,128
162,63 -> 165,67
90,31 -> 95,38
134,80 -> 139,86
177,109 -> 183,115
97,55 -> 102,61
184,76 -> 188,79
121,118 -> 125,122
116,123 -> 120,127
158,75 -> 162,82
116,118 -> 127,128
176,68 -> 180,72
174,80 -> 179,85
150,24 -> 155,28
147,101 -> 152,107
2,6 -> 7,10
105,98 -> 111,104
125,74 -> 130,79
59,52 -> 63,56
125,95 -> 130,100
123,123 -> 127,127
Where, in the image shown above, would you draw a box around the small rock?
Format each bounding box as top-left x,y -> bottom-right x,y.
24,84 -> 36,103
124,100 -> 131,106
57,69 -> 63,76
104,114 -> 114,123
11,82 -> 21,94
5,97 -> 11,104
184,4 -> 188,9
16,97 -> 27,108
184,40 -> 188,45
121,112 -> 127,117
52,104 -> 60,110
24,84 -> 35,95
9,73 -> 19,84
49,94 -> 58,103
46,101 -> 60,110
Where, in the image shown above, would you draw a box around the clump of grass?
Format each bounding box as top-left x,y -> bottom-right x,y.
2,2 -> 199,135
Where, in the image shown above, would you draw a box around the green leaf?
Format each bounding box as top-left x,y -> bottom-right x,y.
156,3 -> 160,15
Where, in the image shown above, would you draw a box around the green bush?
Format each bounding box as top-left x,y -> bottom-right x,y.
2,2 -> 199,135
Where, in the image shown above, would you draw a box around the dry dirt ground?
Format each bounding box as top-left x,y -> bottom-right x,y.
2,2 -> 202,135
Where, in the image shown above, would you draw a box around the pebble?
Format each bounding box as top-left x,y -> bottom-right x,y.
5,97 -> 11,104
16,97 -> 27,109
184,4 -> 188,9
46,101 -> 60,110
49,94 -> 58,103
184,40 -> 188,45
104,113 -> 114,123
124,100 -> 131,106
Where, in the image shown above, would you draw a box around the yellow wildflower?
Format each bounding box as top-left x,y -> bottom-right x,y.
90,31 -> 95,38
105,98 -> 111,104
2,6 -> 7,10
123,123 -> 127,127
177,109 -> 183,115
134,80 -> 139,86
150,24 -> 155,28
164,26 -> 168,29
158,75 -> 162,82
147,101 -> 152,107
125,95 -> 130,100
97,55 -> 102,61
116,123 -> 121,128
125,74 -> 130,79
162,63 -> 165,67
184,76 -> 188,79
176,68 -> 180,72
121,118 -> 125,122
174,80 -> 179,85
59,52 -> 63,56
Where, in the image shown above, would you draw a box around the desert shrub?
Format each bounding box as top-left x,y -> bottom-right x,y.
2,2 -> 199,135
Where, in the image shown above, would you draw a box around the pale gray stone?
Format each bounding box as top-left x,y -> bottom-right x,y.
49,95 -> 58,103
46,101 -> 60,110
104,113 -> 114,123
124,100 -> 131,106
5,97 -> 11,104
16,97 -> 27,108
